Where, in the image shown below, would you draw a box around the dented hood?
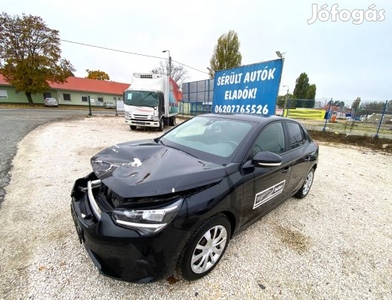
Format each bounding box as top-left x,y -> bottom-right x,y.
91,140 -> 226,198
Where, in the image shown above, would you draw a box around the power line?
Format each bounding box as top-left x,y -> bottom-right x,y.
60,39 -> 209,75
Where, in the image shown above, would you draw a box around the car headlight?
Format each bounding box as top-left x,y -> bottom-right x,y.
112,198 -> 183,235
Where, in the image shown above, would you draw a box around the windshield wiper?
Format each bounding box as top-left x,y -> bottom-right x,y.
165,144 -> 198,158
157,138 -> 165,146
155,138 -> 197,158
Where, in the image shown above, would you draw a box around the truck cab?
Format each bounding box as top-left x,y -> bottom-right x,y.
124,73 -> 180,131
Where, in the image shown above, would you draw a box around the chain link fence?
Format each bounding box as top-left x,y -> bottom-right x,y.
281,98 -> 392,139
178,79 -> 392,139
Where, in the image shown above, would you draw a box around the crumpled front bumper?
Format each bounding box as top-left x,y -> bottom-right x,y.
70,173 -> 188,283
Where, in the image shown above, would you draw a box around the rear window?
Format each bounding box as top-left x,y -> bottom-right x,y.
286,122 -> 306,149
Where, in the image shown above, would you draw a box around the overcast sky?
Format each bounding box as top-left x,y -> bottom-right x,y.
3,0 -> 392,104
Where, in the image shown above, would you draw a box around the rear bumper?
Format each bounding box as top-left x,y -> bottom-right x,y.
70,174 -> 188,283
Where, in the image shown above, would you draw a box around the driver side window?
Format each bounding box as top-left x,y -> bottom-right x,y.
252,122 -> 285,155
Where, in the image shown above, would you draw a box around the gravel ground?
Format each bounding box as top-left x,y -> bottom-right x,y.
0,116 -> 391,300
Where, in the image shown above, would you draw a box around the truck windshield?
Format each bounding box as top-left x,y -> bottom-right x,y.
124,91 -> 159,107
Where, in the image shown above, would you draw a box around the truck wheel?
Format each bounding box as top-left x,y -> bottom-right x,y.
158,119 -> 164,131
130,125 -> 136,130
170,116 -> 177,126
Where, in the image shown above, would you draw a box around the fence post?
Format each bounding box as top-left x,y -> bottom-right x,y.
322,98 -> 333,131
87,96 -> 92,116
375,100 -> 388,138
286,98 -> 290,118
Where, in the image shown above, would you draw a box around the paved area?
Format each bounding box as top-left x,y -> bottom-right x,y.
0,108 -> 89,204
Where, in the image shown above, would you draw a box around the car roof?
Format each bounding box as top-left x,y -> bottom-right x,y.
197,113 -> 288,125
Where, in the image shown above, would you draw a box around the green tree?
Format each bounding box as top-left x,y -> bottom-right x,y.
305,84 -> 316,108
208,30 -> 242,78
276,95 -> 285,109
151,60 -> 188,86
86,69 -> 110,81
276,93 -> 294,108
0,13 -> 74,105
306,84 -> 316,100
293,72 -> 316,108
293,73 -> 310,99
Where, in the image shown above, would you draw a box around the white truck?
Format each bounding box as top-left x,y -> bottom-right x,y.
123,73 -> 181,131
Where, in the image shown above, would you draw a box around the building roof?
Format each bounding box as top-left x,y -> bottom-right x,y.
0,74 -> 9,86
0,74 -> 130,95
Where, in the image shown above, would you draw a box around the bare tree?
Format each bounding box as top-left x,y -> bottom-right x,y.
152,60 -> 188,86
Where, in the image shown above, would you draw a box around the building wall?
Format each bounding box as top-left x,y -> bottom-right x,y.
54,90 -> 123,106
0,86 -> 45,103
0,85 -> 123,106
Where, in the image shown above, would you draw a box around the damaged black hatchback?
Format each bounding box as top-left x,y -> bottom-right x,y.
71,113 -> 318,283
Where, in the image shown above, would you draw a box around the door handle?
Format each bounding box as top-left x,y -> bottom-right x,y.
282,166 -> 291,173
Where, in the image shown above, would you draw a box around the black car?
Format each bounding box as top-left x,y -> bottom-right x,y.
71,113 -> 318,283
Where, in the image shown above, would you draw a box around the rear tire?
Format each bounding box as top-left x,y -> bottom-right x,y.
294,168 -> 315,199
170,116 -> 176,126
179,214 -> 230,281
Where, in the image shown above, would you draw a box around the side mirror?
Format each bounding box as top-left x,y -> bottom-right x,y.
252,151 -> 283,167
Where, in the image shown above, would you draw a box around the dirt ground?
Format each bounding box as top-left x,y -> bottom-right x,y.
308,130 -> 392,154
1,116 -> 391,299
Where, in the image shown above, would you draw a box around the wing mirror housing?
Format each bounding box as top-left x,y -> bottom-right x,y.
243,151 -> 283,169
253,151 -> 283,167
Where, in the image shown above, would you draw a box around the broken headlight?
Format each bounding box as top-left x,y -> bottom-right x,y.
112,198 -> 183,235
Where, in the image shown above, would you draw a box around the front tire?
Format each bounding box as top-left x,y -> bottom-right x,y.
130,125 -> 136,130
158,119 -> 164,131
179,214 -> 230,281
294,168 -> 315,199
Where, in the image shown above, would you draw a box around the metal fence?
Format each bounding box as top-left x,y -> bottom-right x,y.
178,80 -> 392,138
282,99 -> 392,139
179,79 -> 214,116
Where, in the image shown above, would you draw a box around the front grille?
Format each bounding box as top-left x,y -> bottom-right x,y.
101,184 -> 123,208
134,114 -> 149,119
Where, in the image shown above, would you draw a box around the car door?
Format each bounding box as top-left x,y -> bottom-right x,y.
238,121 -> 292,229
283,121 -> 314,195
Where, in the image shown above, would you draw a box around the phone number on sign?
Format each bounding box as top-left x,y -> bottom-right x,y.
214,104 -> 269,115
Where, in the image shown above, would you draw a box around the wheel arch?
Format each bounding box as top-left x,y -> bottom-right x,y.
220,210 -> 237,238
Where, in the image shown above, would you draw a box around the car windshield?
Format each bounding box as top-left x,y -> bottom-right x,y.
160,116 -> 253,164
124,91 -> 158,107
